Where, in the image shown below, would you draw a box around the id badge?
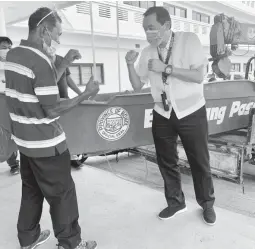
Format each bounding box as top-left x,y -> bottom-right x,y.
161,91 -> 169,111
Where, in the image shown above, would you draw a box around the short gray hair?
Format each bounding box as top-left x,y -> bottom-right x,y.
28,7 -> 62,33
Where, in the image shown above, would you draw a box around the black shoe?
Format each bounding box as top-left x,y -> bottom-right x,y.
58,240 -> 97,249
71,154 -> 88,169
10,166 -> 19,175
202,207 -> 216,226
21,230 -> 51,249
158,204 -> 187,220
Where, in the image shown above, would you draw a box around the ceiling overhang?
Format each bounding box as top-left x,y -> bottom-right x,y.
0,1 -> 82,25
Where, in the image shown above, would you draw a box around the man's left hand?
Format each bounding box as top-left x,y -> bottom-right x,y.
64,49 -> 82,65
148,59 -> 166,73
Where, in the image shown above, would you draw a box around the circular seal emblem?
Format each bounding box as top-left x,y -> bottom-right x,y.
96,106 -> 130,141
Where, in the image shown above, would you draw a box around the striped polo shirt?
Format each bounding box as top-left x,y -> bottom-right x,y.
4,40 -> 68,158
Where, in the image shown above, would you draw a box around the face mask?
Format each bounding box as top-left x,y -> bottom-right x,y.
146,24 -> 169,47
146,30 -> 162,47
0,49 -> 9,61
43,29 -> 60,58
43,40 -> 59,58
51,40 -> 60,53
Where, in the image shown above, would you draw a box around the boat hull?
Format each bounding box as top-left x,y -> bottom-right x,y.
205,80 -> 255,135
1,80 -> 255,155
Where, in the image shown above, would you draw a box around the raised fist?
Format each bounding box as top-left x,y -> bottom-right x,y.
64,49 -> 82,64
125,50 -> 139,65
84,76 -> 100,96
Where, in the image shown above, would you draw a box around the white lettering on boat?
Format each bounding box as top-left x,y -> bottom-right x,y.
144,101 -> 255,128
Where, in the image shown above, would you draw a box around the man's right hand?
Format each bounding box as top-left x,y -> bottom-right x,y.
64,49 -> 82,65
83,76 -> 100,97
125,50 -> 139,65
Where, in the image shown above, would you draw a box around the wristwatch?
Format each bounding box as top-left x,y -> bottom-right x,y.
164,65 -> 173,75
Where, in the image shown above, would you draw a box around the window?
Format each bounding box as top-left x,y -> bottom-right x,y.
164,3 -> 187,18
244,63 -> 253,72
124,1 -> 139,7
118,8 -> 128,21
69,64 -> 104,85
123,1 -> 156,9
140,1 -> 149,9
147,1 -> 155,8
192,11 -> 210,24
99,4 -> 111,18
201,15 -> 210,24
76,2 -> 90,15
179,8 -> 187,18
231,63 -> 241,72
134,12 -> 143,24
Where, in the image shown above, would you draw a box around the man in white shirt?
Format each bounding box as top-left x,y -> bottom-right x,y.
126,6 -> 216,225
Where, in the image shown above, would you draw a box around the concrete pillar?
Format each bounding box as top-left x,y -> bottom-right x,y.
0,7 -> 7,36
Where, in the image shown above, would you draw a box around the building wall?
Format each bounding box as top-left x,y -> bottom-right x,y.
5,1 -> 255,97
6,26 -> 149,96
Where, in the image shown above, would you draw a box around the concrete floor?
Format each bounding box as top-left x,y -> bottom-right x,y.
0,158 -> 255,249
87,153 -> 255,218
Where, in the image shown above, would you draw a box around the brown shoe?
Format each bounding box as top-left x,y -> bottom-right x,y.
21,230 -> 50,249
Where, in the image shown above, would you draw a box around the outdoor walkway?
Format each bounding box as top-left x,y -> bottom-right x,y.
0,160 -> 255,249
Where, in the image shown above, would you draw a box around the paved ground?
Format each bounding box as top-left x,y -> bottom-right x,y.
1,157 -> 255,249
87,153 -> 255,218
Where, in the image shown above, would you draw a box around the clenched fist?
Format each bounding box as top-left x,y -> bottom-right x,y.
84,76 -> 100,97
148,59 -> 166,73
125,50 -> 139,65
64,49 -> 82,65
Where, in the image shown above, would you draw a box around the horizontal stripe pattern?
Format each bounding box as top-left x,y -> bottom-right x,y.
4,40 -> 66,157
35,86 -> 59,96
4,71 -> 38,96
4,61 -> 35,79
12,133 -> 66,149
5,88 -> 39,103
10,121 -> 64,142
16,140 -> 68,158
5,97 -> 47,120
10,112 -> 59,125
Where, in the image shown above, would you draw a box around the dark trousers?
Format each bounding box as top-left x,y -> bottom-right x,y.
152,106 -> 215,209
17,150 -> 81,249
7,151 -> 18,168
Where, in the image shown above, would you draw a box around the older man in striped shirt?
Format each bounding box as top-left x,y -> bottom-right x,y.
4,7 -> 98,249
